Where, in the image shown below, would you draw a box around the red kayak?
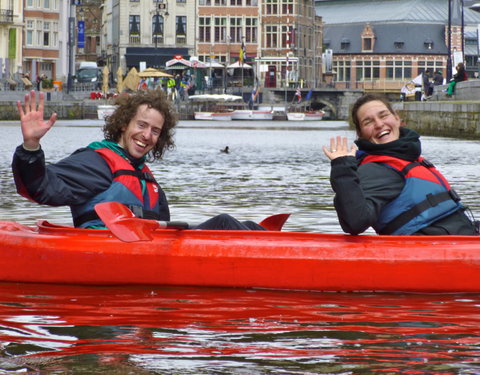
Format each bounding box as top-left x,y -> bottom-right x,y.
0,217 -> 479,293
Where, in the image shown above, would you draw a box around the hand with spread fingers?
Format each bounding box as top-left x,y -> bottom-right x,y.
16,90 -> 57,151
322,136 -> 357,160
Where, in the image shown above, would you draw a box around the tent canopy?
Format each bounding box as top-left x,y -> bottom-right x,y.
227,61 -> 252,69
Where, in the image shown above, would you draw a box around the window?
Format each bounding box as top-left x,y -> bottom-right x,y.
363,38 -> 372,51
245,18 -> 257,43
152,14 -> 164,44
199,0 -> 211,4
214,17 -> 226,43
266,25 -> 278,48
129,15 -> 140,35
214,0 -> 226,5
340,38 -> 350,50
424,39 -> 433,50
199,17 -> 211,43
265,0 -> 278,14
43,0 -> 49,9
394,40 -> 404,49
281,25 -> 293,48
281,0 -> 293,15
334,60 -> 351,82
230,17 -> 242,43
386,60 -> 412,80
355,60 -> 380,80
26,0 -> 34,7
26,20 -> 34,46
43,21 -> 50,47
176,16 -> 186,44
230,0 -> 241,5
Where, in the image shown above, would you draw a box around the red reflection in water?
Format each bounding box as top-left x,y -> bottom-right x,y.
0,283 -> 480,373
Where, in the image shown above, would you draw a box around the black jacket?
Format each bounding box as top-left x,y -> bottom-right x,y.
12,144 -> 170,220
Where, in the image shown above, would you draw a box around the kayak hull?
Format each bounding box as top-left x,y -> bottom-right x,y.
1,220 -> 480,293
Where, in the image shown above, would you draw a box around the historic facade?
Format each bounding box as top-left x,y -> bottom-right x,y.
315,0 -> 480,92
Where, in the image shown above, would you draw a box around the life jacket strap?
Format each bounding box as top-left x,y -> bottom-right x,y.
380,190 -> 459,235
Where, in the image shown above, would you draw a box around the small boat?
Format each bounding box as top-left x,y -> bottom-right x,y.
194,111 -> 233,121
97,104 -> 117,120
1,217 -> 480,293
231,109 -> 274,121
287,110 -> 325,121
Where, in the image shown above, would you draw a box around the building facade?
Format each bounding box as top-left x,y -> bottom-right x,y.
315,0 -> 480,92
0,0 -> 23,80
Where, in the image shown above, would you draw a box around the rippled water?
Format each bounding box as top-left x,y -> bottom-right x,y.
1,119 -> 480,373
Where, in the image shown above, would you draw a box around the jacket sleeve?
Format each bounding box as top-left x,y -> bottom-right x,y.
12,145 -> 113,206
330,156 -> 405,235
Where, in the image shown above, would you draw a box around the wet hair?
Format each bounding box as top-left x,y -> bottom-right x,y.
103,89 -> 177,161
351,93 -> 396,137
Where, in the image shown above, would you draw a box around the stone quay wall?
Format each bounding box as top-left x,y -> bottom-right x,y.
393,80 -> 480,139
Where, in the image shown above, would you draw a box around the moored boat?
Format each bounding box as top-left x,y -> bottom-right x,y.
287,110 -> 325,121
231,109 -> 274,120
1,219 -> 480,293
97,104 -> 117,120
194,111 -> 234,121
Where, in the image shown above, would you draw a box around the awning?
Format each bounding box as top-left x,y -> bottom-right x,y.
125,47 -> 190,69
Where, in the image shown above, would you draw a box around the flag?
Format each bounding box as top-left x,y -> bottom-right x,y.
305,89 -> 312,101
239,40 -> 246,64
295,88 -> 302,103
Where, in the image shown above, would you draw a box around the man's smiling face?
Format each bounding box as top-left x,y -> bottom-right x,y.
118,104 -> 164,158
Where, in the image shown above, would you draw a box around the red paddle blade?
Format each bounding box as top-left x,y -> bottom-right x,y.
259,213 -> 291,231
94,202 -> 159,242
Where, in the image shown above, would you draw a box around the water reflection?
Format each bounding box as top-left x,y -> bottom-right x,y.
1,284 -> 480,373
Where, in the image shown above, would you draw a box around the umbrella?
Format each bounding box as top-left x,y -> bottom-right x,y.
138,67 -> 173,78
102,66 -> 109,93
122,67 -> 140,91
116,67 -> 124,93
226,61 -> 252,69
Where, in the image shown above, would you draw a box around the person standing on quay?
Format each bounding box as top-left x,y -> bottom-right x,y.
323,93 -> 477,236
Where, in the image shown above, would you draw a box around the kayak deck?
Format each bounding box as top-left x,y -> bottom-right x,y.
0,220 -> 479,292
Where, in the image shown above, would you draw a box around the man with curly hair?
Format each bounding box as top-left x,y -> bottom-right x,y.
13,90 -> 264,230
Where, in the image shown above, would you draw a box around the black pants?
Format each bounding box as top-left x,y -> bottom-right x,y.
194,213 -> 266,231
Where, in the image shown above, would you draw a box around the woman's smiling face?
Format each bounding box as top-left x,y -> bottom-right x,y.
118,104 -> 164,158
357,100 -> 402,144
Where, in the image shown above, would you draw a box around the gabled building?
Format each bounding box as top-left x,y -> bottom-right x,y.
315,0 -> 480,92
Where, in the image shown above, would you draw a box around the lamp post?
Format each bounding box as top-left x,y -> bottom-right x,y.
67,0 -> 76,94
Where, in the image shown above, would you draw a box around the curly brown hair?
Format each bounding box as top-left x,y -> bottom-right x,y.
103,89 -> 177,160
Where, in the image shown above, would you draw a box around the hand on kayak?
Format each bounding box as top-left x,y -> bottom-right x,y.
17,90 -> 57,150
323,136 -> 357,160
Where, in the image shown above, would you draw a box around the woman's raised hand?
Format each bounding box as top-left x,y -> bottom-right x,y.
17,90 -> 57,150
322,136 -> 357,161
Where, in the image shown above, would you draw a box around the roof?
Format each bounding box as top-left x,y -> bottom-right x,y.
315,0 -> 480,25
324,23 -> 448,54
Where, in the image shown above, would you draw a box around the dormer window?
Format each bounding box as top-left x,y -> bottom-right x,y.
424,39 -> 433,50
394,39 -> 404,49
341,38 -> 350,50
361,23 -> 375,52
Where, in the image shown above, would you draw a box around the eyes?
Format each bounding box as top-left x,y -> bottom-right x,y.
137,121 -> 162,137
360,110 -> 391,128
